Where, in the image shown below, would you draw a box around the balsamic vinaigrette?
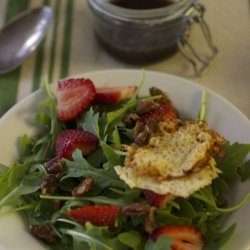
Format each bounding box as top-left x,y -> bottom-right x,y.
109,0 -> 174,10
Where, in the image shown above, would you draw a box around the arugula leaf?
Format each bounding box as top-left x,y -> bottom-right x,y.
30,111 -> 51,127
212,177 -> 229,195
41,195 -> 128,207
191,186 -> 217,210
101,143 -> 123,166
217,143 -> 250,180
118,231 -> 144,250
215,223 -> 236,248
239,160 -> 250,181
144,235 -> 172,250
78,108 -> 100,138
0,162 -> 44,207
203,224 -> 236,250
175,198 -> 196,219
87,147 -> 106,168
59,220 -> 127,250
192,185 -> 250,213
18,134 -> 34,157
127,69 -> 145,104
0,162 -> 31,201
111,127 -> 121,148
156,209 -> 191,226
119,127 -> 135,142
62,150 -> 126,189
198,89 -> 207,121
27,80 -> 62,161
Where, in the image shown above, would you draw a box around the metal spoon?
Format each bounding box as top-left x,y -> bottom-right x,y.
0,6 -> 53,74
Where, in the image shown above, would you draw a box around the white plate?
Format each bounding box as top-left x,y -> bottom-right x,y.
0,69 -> 250,250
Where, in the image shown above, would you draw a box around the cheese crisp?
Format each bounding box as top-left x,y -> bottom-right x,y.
115,120 -> 225,198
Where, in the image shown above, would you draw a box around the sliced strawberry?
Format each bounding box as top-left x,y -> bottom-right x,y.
67,205 -> 120,227
143,190 -> 175,208
56,78 -> 96,122
150,225 -> 204,250
56,129 -> 98,159
94,86 -> 137,104
140,103 -> 177,124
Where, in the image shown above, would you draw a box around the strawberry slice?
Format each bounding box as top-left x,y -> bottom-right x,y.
67,205 -> 120,227
143,190 -> 175,208
150,225 -> 204,250
56,129 -> 98,160
94,86 -> 137,104
56,78 -> 96,122
140,103 -> 177,124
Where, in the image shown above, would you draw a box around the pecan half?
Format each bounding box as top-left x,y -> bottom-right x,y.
29,224 -> 55,243
123,113 -> 139,125
44,157 -> 64,174
145,118 -> 159,134
134,117 -> 159,146
144,206 -> 156,234
123,203 -> 156,234
135,101 -> 158,115
134,130 -> 150,146
72,177 -> 94,197
134,121 -> 145,137
123,203 -> 151,217
40,174 -> 58,195
149,87 -> 172,106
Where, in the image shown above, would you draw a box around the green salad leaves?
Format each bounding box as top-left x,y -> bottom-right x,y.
0,78 -> 250,250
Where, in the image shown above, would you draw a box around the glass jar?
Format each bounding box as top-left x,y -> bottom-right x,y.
87,0 -> 217,75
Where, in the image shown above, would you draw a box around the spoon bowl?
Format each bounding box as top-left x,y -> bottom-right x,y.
0,6 -> 53,74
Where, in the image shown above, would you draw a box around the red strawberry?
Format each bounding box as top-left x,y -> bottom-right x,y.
143,190 -> 175,208
56,129 -> 98,159
150,225 -> 204,250
94,86 -> 137,104
56,78 -> 96,122
140,103 -> 177,124
67,205 -> 120,227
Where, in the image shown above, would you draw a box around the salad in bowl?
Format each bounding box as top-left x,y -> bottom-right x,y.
0,70 -> 250,250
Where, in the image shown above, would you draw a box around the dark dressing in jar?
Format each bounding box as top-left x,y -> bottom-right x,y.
109,0 -> 174,10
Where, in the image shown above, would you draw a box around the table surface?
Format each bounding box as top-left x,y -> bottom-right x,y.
0,0 -> 249,118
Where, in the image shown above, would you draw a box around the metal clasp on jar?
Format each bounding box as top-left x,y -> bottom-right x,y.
177,2 -> 218,76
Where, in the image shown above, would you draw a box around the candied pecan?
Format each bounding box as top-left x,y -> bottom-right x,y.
72,177 -> 94,197
134,118 -> 158,146
123,203 -> 156,234
149,87 -> 172,106
149,87 -> 164,96
134,130 -> 150,146
144,206 -> 156,234
44,157 -> 64,174
29,224 -> 55,243
40,174 -> 58,195
123,113 -> 139,125
134,121 -> 145,137
123,203 -> 151,217
135,101 -> 158,115
145,118 -> 159,134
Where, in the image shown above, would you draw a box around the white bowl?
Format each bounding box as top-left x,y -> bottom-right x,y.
0,69 -> 249,250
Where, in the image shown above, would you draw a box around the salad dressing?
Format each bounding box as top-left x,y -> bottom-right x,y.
109,0 -> 174,10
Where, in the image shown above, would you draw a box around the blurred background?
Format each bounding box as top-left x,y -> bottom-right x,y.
0,0 -> 249,118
